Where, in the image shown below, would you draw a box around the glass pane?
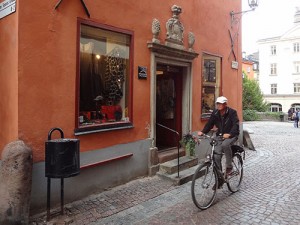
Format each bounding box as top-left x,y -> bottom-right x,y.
203,60 -> 216,82
202,86 -> 215,115
79,24 -> 131,128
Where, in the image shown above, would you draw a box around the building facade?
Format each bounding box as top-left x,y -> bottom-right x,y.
0,0 -> 243,213
242,52 -> 259,81
258,8 -> 300,113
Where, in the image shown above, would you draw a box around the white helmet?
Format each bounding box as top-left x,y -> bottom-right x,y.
215,96 -> 228,104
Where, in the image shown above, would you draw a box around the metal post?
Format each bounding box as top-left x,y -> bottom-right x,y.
47,177 -> 51,221
61,178 -> 64,215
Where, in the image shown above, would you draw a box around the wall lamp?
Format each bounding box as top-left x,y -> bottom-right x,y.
230,0 -> 258,26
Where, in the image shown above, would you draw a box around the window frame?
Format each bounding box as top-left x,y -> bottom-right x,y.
201,53 -> 222,119
294,42 -> 300,53
294,83 -> 300,94
270,103 -> 282,112
294,61 -> 300,74
271,45 -> 276,55
270,83 -> 277,94
270,63 -> 277,76
75,18 -> 134,135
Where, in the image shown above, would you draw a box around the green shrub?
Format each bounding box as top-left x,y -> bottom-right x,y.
264,112 -> 283,120
243,110 -> 259,121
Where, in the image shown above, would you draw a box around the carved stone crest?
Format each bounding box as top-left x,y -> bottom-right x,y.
165,5 -> 184,49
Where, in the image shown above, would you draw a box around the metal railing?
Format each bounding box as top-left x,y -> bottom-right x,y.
156,123 -> 180,178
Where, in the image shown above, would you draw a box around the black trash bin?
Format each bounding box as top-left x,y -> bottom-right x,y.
279,114 -> 284,122
45,131 -> 80,178
45,127 -> 80,221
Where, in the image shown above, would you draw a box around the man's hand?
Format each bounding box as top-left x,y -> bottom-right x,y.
198,131 -> 204,136
223,133 -> 231,139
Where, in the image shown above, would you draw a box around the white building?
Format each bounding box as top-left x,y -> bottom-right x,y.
258,8 -> 300,113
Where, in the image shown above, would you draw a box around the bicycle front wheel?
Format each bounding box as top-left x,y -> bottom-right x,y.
227,153 -> 243,193
191,163 -> 217,209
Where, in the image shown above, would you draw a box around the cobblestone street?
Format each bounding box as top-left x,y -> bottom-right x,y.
30,121 -> 300,225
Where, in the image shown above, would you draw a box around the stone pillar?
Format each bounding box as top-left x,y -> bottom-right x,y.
148,147 -> 159,176
0,140 -> 33,225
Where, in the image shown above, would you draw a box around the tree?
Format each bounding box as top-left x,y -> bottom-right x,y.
242,72 -> 269,111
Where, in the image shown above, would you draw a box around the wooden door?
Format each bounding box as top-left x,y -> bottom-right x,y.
156,65 -> 182,150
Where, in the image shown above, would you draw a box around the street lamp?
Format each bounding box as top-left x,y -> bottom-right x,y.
230,0 -> 258,26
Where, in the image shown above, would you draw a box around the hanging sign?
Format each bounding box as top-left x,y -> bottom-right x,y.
0,0 -> 16,20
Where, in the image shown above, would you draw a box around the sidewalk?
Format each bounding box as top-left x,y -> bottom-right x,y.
29,176 -> 176,225
30,150 -> 257,225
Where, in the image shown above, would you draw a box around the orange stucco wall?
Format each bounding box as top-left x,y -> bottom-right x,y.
2,0 -> 242,162
0,5 -> 18,155
242,61 -> 255,80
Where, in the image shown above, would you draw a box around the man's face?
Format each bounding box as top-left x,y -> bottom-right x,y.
216,103 -> 227,111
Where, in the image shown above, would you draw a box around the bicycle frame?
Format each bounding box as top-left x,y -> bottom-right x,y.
200,134 -> 241,181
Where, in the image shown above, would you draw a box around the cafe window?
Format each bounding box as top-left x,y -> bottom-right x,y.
76,21 -> 133,132
201,54 -> 221,119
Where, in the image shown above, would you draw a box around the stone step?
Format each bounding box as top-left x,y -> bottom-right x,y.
157,164 -> 199,185
157,148 -> 186,164
159,156 -> 198,174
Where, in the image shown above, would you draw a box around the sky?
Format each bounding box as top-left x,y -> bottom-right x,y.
242,0 -> 300,54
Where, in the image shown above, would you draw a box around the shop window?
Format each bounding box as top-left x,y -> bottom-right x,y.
76,21 -> 133,133
201,54 -> 221,119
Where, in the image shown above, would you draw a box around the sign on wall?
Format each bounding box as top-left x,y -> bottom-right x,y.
231,61 -> 238,70
138,66 -> 147,79
0,0 -> 16,20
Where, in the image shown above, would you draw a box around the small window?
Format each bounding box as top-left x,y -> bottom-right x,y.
294,61 -> 300,74
294,43 -> 300,53
271,45 -> 276,55
270,63 -> 277,75
76,21 -> 133,133
271,84 -> 277,94
294,83 -> 300,93
201,55 -> 221,119
253,63 -> 258,71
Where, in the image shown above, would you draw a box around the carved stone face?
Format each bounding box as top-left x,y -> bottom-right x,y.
171,5 -> 182,15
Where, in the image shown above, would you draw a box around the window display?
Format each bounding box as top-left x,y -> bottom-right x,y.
78,23 -> 132,130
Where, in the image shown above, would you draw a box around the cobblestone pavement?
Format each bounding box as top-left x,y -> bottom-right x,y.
31,121 -> 300,225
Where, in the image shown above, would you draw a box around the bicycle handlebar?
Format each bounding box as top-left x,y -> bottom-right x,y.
198,134 -> 224,142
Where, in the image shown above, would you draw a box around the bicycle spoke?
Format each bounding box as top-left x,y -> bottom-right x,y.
191,164 -> 217,209
227,154 -> 243,193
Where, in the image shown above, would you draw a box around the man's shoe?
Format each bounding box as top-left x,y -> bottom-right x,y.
226,167 -> 233,176
225,167 -> 233,179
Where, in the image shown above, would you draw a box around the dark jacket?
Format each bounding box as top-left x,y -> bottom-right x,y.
202,107 -> 240,137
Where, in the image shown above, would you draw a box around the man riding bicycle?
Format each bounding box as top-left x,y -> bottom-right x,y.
198,96 -> 240,188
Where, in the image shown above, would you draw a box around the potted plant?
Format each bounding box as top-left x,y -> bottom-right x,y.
180,132 -> 199,157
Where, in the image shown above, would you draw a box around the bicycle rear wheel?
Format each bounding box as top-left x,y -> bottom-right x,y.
227,153 -> 243,193
191,163 -> 217,209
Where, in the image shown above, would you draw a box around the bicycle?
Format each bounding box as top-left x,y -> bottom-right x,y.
191,134 -> 245,209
